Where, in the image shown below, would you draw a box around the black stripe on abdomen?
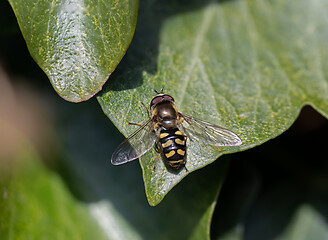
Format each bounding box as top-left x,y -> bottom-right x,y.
159,128 -> 186,166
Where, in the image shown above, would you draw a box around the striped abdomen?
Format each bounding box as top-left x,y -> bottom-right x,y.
159,127 -> 187,170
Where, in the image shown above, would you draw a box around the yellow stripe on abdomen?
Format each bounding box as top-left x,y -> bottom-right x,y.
165,150 -> 175,158
177,149 -> 185,156
175,130 -> 183,135
175,138 -> 185,145
161,140 -> 173,148
160,133 -> 169,138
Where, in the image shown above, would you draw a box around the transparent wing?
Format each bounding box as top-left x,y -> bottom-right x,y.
111,119 -> 157,165
180,113 -> 242,147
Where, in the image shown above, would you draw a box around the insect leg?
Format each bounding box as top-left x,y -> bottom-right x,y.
153,122 -> 160,130
154,140 -> 160,152
128,122 -> 143,127
184,164 -> 189,172
178,115 -> 184,124
152,152 -> 161,171
140,101 -> 151,115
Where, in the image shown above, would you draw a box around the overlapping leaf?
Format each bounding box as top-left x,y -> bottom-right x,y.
8,0 -> 138,102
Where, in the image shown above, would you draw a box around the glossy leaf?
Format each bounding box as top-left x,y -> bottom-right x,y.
0,9 -> 228,238
8,0 -> 138,102
98,0 -> 328,205
54,99 -> 228,240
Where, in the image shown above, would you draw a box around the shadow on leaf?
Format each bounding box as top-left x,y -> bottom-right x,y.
105,0 -> 236,91
212,106 -> 328,240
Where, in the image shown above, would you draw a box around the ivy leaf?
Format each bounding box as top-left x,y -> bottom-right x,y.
55,99 -> 228,240
7,0 -> 138,102
98,0 -> 328,206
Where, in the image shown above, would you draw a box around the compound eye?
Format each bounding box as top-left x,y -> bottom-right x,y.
150,96 -> 163,107
163,95 -> 174,102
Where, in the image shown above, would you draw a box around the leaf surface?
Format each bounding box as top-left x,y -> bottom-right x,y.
54,100 -> 228,240
98,0 -> 328,205
8,0 -> 138,102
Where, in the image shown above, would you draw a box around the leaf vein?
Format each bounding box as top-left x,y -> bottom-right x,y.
178,5 -> 215,106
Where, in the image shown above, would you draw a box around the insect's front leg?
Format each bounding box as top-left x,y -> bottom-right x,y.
128,122 -> 143,127
178,114 -> 184,125
140,101 -> 151,116
129,101 -> 152,126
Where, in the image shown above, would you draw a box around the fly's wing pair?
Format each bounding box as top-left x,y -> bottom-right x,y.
111,119 -> 157,165
179,113 -> 242,148
111,113 -> 242,165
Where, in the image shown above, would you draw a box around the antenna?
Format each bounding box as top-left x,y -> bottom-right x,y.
154,88 -> 164,94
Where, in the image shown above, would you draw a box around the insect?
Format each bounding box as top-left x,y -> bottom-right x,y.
111,89 -> 242,171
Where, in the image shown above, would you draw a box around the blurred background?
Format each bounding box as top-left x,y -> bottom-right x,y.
1,0 -> 328,239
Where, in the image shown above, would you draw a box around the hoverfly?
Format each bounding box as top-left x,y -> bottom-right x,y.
111,89 -> 242,171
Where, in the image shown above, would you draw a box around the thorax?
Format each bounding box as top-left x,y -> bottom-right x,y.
152,102 -> 178,129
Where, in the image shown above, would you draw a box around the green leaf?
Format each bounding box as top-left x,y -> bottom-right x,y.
7,0 -> 138,102
278,205 -> 328,240
55,99 -> 228,240
98,0 -> 328,205
0,146 -> 106,240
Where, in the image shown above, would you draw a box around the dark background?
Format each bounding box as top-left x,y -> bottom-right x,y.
1,1 -> 328,239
